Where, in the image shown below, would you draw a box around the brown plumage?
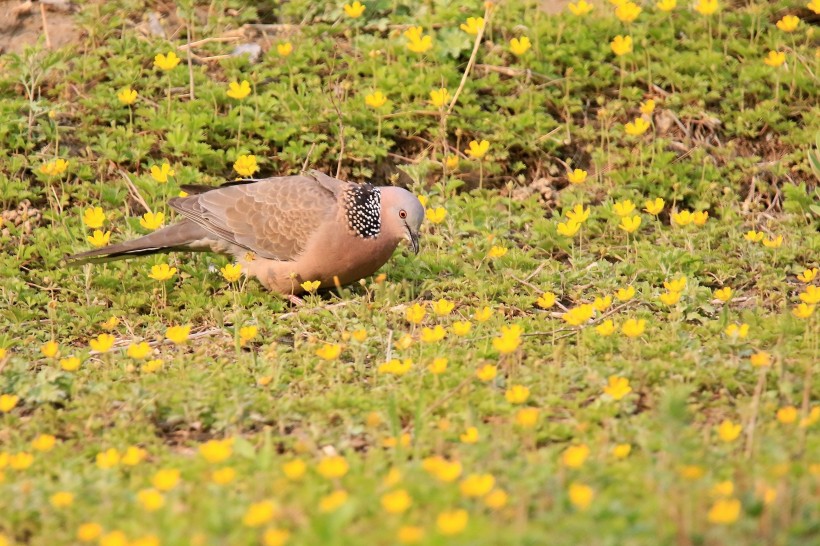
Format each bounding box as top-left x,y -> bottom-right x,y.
68,170 -> 425,294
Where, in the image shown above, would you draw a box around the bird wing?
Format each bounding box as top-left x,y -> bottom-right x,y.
169,174 -> 339,261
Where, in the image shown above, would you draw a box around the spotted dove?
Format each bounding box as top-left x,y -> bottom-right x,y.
68,170 -> 425,294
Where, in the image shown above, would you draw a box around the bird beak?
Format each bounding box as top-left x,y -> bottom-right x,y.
405,226 -> 420,255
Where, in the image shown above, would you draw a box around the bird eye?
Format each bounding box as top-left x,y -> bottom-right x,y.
399,209 -> 407,219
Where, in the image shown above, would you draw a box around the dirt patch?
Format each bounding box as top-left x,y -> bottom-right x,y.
0,1 -> 81,54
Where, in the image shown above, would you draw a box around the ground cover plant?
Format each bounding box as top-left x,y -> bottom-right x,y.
1,0 -> 819,544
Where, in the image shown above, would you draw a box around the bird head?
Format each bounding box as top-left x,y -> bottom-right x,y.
380,187 -> 424,254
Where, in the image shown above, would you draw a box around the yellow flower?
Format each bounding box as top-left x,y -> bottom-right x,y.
615,1 -> 641,23
154,51 -> 181,71
319,489 -> 348,512
452,321 -> 472,336
343,1 -> 365,18
487,245 -> 508,259
619,215 -> 641,233
659,289 -> 683,306
96,448 -> 120,469
365,90 -> 387,109
227,80 -> 251,100
724,323 -> 749,339
117,87 -> 138,105
693,0 -> 719,16
505,384 -> 530,404
474,306 -> 494,322
152,468 -> 180,491
426,87 -> 450,109
640,99 -> 656,115
557,219 -> 581,237
445,155 -> 459,170
423,456 -> 462,482
566,204 -> 591,223
295,280 -> 320,294
165,325 -> 191,344
460,473 -> 495,497
562,304 -> 594,326
405,303 -> 426,324
616,286 -> 635,301
692,211 -> 709,226
381,489 -> 412,513
514,407 -> 539,428
717,420 -> 742,442
711,481 -> 734,497
671,210 -> 693,226
679,464 -> 704,480
425,206 -> 447,223
621,318 -> 646,338
436,509 -> 468,536
492,324 -> 522,354
282,459 -> 306,480
148,263 -> 176,281
476,364 -> 497,382
150,162 -> 175,183
82,206 -> 105,229
101,316 -> 120,330
595,319 -> 616,336
568,482 -> 594,511
40,158 -> 69,177
625,117 -> 650,136
710,286 -> 732,302
799,285 -> 820,304
644,197 -> 664,215
233,154 -> 259,177
460,426 -> 480,444
0,394 -> 20,413
568,0 -> 594,16
126,342 -> 151,360
239,326 -> 258,344
318,455 -> 349,478
8,451 -> 33,470
612,200 -> 635,217
77,523 -> 103,542
656,0 -> 676,11
199,439 -> 232,464
421,325 -> 446,343
99,531 -> 128,546
428,357 -> 448,375
397,526 -> 424,544
793,303 -> 815,319
211,466 -> 236,485
562,444 -> 589,468
221,262 -> 242,282
484,488 -> 508,509
537,291 -> 557,309
59,356 -> 80,373
604,376 -> 632,400
610,35 -> 633,56
403,27 -> 433,53
378,358 -> 413,375
32,434 -> 56,452
142,359 -> 163,373
139,211 -> 164,231
613,443 -> 632,458
762,235 -> 783,248
797,267 -> 818,283
809,0 -> 820,14
764,50 -> 786,67
263,529 -> 290,546
243,500 -> 278,526
509,36 -> 532,56
316,343 -> 342,360
466,139 -> 490,159
664,276 -> 686,292
777,406 -> 797,424
41,340 -> 59,358
707,498 -> 741,524
89,333 -> 115,353
121,446 -> 147,466
276,42 -> 293,57
460,16 -> 484,35
750,351 -> 771,367
567,168 -> 588,184
87,230 -> 111,248
776,15 -> 800,32
137,488 -> 165,512
744,230 -> 765,242
432,298 -> 455,316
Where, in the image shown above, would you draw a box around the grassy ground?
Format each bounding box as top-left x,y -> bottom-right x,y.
1,0 -> 819,545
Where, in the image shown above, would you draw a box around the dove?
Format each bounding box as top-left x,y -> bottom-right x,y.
68,170 -> 425,294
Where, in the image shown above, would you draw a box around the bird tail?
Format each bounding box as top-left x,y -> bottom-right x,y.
66,221 -> 210,265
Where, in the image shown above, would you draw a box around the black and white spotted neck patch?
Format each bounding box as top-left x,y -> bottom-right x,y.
343,184 -> 381,239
